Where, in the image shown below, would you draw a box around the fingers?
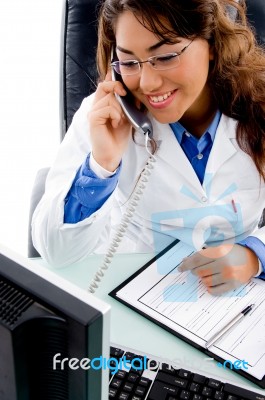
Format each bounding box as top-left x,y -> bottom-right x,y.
178,251 -> 215,273
91,75 -> 128,130
91,105 -> 124,129
178,244 -> 259,296
91,88 -> 127,130
94,78 -> 126,103
201,272 -> 225,287
207,280 -> 241,296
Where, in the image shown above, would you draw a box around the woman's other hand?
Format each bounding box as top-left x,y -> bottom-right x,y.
178,244 -> 259,295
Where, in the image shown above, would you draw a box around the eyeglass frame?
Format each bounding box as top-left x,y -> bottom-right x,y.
111,38 -> 195,76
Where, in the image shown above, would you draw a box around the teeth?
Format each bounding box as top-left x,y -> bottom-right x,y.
150,91 -> 172,103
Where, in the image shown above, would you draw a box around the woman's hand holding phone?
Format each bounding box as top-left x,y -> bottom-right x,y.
88,73 -> 133,172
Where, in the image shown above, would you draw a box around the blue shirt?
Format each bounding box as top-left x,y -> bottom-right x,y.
170,111 -> 221,184
64,154 -> 121,223
64,114 -> 265,278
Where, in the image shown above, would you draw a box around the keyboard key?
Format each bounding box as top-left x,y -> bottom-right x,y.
147,381 -> 178,400
109,360 -> 118,368
123,382 -> 134,392
132,355 -> 146,368
214,391 -> 225,400
118,392 -> 130,400
111,378 -> 123,389
192,373 -> 206,384
135,385 -> 147,396
161,363 -> 177,374
227,396 -> 238,400
178,369 -> 191,379
110,346 -> 124,358
131,397 -> 142,400
124,352 -> 136,361
109,387 -> 117,398
130,367 -> 144,376
156,371 -> 188,388
127,373 -> 139,383
115,370 -> 127,380
139,377 -> 152,387
148,359 -> 159,370
202,386 -> 212,397
208,378 -> 222,390
192,395 -> 203,400
190,382 -> 200,393
180,390 -> 191,399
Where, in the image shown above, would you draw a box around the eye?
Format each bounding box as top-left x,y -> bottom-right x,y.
155,53 -> 178,63
119,60 -> 139,70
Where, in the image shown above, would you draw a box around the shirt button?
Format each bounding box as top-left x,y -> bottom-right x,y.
201,196 -> 208,203
185,131 -> 191,137
197,153 -> 203,160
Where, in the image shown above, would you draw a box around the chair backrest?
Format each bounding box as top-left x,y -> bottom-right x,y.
246,0 -> 265,46
60,0 -> 99,140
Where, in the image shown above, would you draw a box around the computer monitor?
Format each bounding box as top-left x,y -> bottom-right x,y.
0,244 -> 110,400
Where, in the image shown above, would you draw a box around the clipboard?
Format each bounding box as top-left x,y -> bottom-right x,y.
109,239 -> 265,389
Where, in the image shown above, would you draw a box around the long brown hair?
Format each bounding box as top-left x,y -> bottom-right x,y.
97,0 -> 265,179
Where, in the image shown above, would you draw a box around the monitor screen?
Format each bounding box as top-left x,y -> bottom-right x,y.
0,244 -> 110,400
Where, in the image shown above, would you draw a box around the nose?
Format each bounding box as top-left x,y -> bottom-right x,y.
139,63 -> 163,93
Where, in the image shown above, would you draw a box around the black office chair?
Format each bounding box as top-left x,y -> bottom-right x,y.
28,0 -> 99,257
246,0 -> 265,46
28,0 -> 265,257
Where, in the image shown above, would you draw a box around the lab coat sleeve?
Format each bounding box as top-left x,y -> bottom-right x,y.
31,94 -> 119,267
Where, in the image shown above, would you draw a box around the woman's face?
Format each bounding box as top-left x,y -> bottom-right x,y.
115,11 -> 214,125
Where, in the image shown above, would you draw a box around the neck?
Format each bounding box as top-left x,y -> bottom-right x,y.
179,89 -> 218,138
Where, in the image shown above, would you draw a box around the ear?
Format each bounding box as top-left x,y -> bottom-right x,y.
209,45 -> 215,61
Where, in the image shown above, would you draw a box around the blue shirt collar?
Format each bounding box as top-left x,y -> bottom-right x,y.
170,110 -> 222,144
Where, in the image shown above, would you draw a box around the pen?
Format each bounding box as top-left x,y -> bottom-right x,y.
205,304 -> 254,349
231,199 -> 237,213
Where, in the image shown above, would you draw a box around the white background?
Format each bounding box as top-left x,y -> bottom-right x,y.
0,1 -> 63,255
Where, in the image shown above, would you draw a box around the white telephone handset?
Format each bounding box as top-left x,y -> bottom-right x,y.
87,49 -> 156,293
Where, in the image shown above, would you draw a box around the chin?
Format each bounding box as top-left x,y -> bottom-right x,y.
152,112 -> 182,125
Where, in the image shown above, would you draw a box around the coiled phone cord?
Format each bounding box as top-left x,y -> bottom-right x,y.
88,137 -> 156,293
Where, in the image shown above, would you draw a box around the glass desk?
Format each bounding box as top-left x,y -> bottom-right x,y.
34,252 -> 265,393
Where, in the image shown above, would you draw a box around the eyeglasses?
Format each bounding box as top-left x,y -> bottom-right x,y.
111,39 -> 194,76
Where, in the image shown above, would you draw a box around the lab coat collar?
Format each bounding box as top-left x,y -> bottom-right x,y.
134,113 -> 238,195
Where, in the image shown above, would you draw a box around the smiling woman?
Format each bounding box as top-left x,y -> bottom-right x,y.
113,12 -> 214,128
32,0 -> 265,296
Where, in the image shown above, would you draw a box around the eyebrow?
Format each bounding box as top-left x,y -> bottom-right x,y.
116,39 -> 179,55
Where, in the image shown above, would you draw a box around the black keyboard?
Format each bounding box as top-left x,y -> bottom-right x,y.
109,346 -> 265,400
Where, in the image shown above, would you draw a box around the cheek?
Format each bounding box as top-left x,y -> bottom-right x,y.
121,76 -> 139,92
183,60 -> 210,87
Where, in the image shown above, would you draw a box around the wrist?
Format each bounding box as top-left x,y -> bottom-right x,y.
92,152 -> 121,172
89,153 -> 119,178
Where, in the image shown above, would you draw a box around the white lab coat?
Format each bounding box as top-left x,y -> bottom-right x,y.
32,94 -> 265,267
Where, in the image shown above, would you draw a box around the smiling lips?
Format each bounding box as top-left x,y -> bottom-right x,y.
147,90 -> 177,108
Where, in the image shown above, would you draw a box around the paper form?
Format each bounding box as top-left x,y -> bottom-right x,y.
114,241 -> 265,380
